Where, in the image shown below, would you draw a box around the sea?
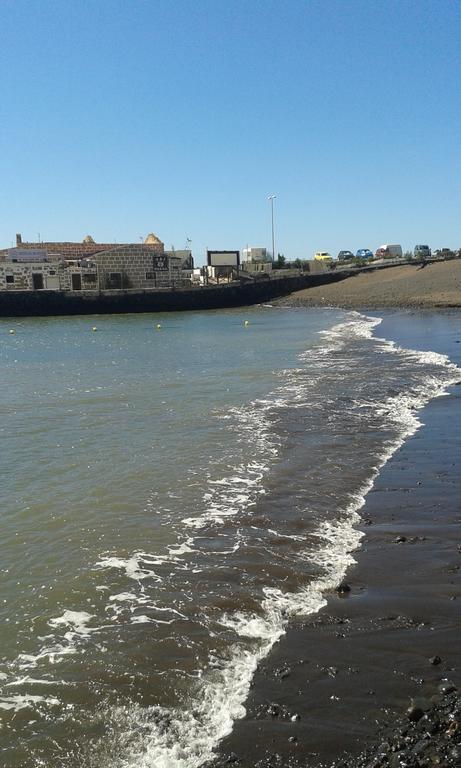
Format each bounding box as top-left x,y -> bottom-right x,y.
1,306 -> 460,768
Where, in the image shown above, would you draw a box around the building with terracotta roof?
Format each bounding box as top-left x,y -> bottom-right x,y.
0,233 -> 194,291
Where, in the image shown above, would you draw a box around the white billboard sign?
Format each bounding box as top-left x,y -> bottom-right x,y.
207,251 -> 239,267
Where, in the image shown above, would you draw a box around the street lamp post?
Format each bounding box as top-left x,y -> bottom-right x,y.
267,195 -> 276,262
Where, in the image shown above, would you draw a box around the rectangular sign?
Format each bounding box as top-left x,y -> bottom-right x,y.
153,255 -> 169,270
207,251 -> 239,267
7,249 -> 48,262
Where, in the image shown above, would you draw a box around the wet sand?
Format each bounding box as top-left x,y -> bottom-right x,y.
212,313 -> 461,767
282,260 -> 461,309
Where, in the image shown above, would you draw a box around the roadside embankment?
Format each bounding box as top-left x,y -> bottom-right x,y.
283,260 -> 461,309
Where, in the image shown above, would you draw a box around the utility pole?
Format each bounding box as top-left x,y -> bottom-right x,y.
267,195 -> 276,262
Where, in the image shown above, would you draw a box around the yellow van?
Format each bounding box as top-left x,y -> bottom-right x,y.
314,251 -> 333,263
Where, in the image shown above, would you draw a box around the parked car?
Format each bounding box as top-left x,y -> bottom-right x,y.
435,248 -> 455,259
356,248 -> 373,259
375,244 -> 403,259
337,250 -> 354,260
314,251 -> 333,263
414,244 -> 431,259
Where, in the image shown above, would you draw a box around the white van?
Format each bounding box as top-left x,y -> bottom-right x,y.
375,244 -> 403,259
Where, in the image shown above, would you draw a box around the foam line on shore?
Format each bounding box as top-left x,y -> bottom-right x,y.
3,311 -> 460,766
81,312 -> 461,768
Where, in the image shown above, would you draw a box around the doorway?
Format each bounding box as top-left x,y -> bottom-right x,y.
71,273 -> 82,291
32,273 -> 44,290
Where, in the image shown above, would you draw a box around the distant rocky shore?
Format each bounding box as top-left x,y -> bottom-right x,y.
282,259 -> 461,309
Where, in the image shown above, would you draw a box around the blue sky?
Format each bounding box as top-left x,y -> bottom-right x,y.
1,0 -> 460,263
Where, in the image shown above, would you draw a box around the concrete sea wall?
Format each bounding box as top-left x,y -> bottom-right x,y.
0,271 -> 352,318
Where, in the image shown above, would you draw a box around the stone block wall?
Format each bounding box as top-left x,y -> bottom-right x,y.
0,239 -> 164,263
91,246 -> 190,290
0,263 -> 98,291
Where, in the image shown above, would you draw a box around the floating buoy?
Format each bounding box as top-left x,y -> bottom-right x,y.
92,326 -> 98,332
156,323 -> 162,330
9,329 -> 15,334
244,320 -> 250,326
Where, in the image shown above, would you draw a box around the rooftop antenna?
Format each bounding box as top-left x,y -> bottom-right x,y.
186,237 -> 192,251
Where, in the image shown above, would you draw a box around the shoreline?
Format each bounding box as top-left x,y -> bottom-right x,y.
279,260 -> 461,310
212,311 -> 461,767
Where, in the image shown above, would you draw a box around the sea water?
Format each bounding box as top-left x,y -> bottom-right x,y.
0,306 -> 459,768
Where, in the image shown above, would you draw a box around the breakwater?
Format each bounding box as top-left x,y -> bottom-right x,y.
0,270 -> 352,317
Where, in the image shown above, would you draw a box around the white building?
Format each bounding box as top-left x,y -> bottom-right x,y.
241,247 -> 272,273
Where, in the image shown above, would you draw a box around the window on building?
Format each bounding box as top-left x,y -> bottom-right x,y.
83,273 -> 97,283
6,274 -> 14,283
146,272 -> 155,280
106,272 -> 122,289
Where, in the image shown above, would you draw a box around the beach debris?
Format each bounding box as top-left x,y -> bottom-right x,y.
278,666 -> 291,680
290,713 -> 300,721
266,703 -> 280,717
438,681 -> 457,695
322,665 -> 339,677
407,704 -> 425,722
338,688 -> 461,767
394,535 -> 407,543
429,655 -> 442,666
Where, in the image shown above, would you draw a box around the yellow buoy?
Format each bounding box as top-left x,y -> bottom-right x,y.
9,329 -> 15,334
244,320 -> 249,326
156,323 -> 162,330
92,326 -> 97,332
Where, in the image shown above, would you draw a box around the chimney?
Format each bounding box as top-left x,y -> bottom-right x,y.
16,233 -> 22,246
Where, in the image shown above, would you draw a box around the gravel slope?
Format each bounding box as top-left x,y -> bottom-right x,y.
284,260 -> 461,308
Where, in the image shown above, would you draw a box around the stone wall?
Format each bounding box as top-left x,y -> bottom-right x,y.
0,239 -> 164,262
90,246 -> 190,290
0,263 -> 98,291
0,271 -> 353,317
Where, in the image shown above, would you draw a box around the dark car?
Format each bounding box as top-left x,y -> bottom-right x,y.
356,248 -> 373,259
337,250 -> 354,260
434,248 -> 455,259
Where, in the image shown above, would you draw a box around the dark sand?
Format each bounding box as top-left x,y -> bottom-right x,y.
212,313 -> 461,767
283,260 -> 461,309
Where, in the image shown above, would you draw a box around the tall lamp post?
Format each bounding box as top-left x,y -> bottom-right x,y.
267,195 -> 276,262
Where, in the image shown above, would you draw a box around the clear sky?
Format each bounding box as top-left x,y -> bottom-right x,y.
1,0 -> 460,263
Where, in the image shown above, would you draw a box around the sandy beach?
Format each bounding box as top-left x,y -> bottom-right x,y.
282,260 -> 461,309
213,311 -> 461,767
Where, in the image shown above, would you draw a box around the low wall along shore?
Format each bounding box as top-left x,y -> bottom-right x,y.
0,271 -> 352,317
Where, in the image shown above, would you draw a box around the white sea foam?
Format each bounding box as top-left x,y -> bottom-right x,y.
5,676 -> 72,687
0,693 -> 60,712
8,310 -> 460,768
48,610 -> 94,634
96,310 -> 461,768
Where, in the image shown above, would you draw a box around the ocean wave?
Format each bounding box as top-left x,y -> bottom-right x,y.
4,310 -> 460,768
